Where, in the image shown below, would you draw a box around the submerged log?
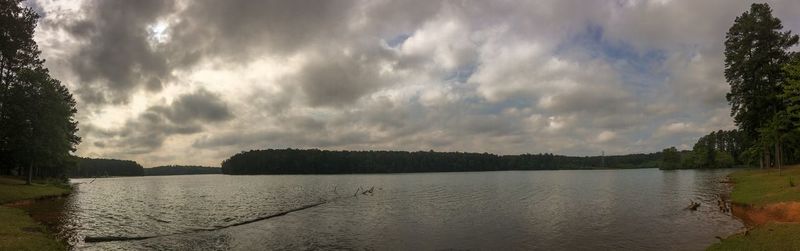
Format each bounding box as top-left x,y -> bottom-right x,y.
686,200 -> 700,211
361,186 -> 374,195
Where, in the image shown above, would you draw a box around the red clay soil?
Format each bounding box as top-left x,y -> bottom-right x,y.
732,202 -> 800,226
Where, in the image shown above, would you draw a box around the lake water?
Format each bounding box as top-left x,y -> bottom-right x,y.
60,169 -> 743,250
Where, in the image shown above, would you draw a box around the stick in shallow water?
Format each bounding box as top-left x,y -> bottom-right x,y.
84,186 -> 379,243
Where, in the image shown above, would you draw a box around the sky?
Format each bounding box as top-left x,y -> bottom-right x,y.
27,0 -> 800,167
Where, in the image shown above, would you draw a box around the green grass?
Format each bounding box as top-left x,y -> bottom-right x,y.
708,165 -> 800,250
707,223 -> 800,251
0,176 -> 69,251
0,177 -> 70,204
0,207 -> 65,251
728,165 -> 800,206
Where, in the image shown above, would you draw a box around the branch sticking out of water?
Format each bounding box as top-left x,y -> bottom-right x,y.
84,186 -> 379,243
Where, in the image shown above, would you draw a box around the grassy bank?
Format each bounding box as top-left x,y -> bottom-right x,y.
0,176 -> 70,251
708,165 -> 800,250
727,166 -> 800,206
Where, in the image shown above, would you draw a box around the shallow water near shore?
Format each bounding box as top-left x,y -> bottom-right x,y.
61,169 -> 743,250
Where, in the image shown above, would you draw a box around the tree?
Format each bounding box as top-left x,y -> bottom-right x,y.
72,157 -> 143,177
0,0 -> 43,87
783,57 -> 800,128
685,130 -> 746,169
715,151 -> 735,168
724,3 -> 798,168
660,147 -> 681,169
0,0 -> 80,183
219,148 -> 664,174
771,56 -> 800,169
0,0 -> 43,176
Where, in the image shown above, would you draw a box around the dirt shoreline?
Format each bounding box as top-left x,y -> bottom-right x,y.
2,192 -> 71,207
731,202 -> 800,226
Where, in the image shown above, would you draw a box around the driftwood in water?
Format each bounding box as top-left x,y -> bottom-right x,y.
86,186 -> 379,243
716,194 -> 731,213
361,186 -> 374,195
686,200 -> 700,211
84,236 -> 153,242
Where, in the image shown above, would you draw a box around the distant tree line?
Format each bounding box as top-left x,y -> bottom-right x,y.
220,149 -> 662,175
660,130 -> 746,169
145,165 -> 221,176
69,157 -> 144,177
0,0 -> 80,183
662,3 -> 800,170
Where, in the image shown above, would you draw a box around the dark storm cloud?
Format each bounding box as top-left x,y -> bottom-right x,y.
160,89 -> 233,123
61,0 -> 424,106
67,0 -> 175,104
90,89 -> 232,154
192,125 -> 372,149
297,51 -> 388,107
167,1 -> 418,107
166,0 -> 354,63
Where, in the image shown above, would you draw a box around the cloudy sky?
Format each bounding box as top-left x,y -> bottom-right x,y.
28,0 -> 800,167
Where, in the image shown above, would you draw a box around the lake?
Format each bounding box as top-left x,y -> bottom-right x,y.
60,169 -> 742,250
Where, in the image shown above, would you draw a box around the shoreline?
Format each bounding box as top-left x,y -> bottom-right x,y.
0,176 -> 72,250
708,166 -> 800,250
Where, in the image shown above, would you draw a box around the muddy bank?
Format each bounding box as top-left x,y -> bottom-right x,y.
7,196 -> 70,232
2,192 -> 70,207
732,202 -> 800,226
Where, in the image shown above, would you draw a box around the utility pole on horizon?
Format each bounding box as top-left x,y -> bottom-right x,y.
601,151 -> 605,168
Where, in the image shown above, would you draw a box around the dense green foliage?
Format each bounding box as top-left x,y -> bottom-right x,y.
709,5 -> 800,249
663,3 -> 800,171
221,149 -> 661,174
0,0 -> 80,182
687,130 -> 741,168
659,147 -> 682,169
69,157 -> 144,177
722,3 -> 799,170
660,130 -> 745,169
785,57 -> 800,127
145,165 -> 221,176
724,3 -> 798,139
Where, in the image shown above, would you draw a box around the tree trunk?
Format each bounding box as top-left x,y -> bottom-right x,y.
26,163 -> 33,185
760,151 -> 764,169
775,142 -> 780,175
765,146 -> 771,169
775,141 -> 783,172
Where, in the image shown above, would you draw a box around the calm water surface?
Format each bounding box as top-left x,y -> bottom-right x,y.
61,169 -> 743,250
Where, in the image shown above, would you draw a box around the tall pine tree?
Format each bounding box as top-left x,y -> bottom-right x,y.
724,3 -> 798,168
0,0 -> 80,183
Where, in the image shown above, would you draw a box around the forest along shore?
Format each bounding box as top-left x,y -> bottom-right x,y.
708,165 -> 800,250
0,176 -> 71,250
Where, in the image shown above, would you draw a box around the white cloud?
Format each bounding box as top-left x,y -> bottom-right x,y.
30,0 -> 800,166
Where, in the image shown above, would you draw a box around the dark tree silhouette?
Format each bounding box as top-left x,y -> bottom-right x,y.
0,0 -> 80,183
70,157 -> 144,177
724,3 -> 798,169
220,149 -> 663,175
660,147 -> 681,170
145,165 -> 221,176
